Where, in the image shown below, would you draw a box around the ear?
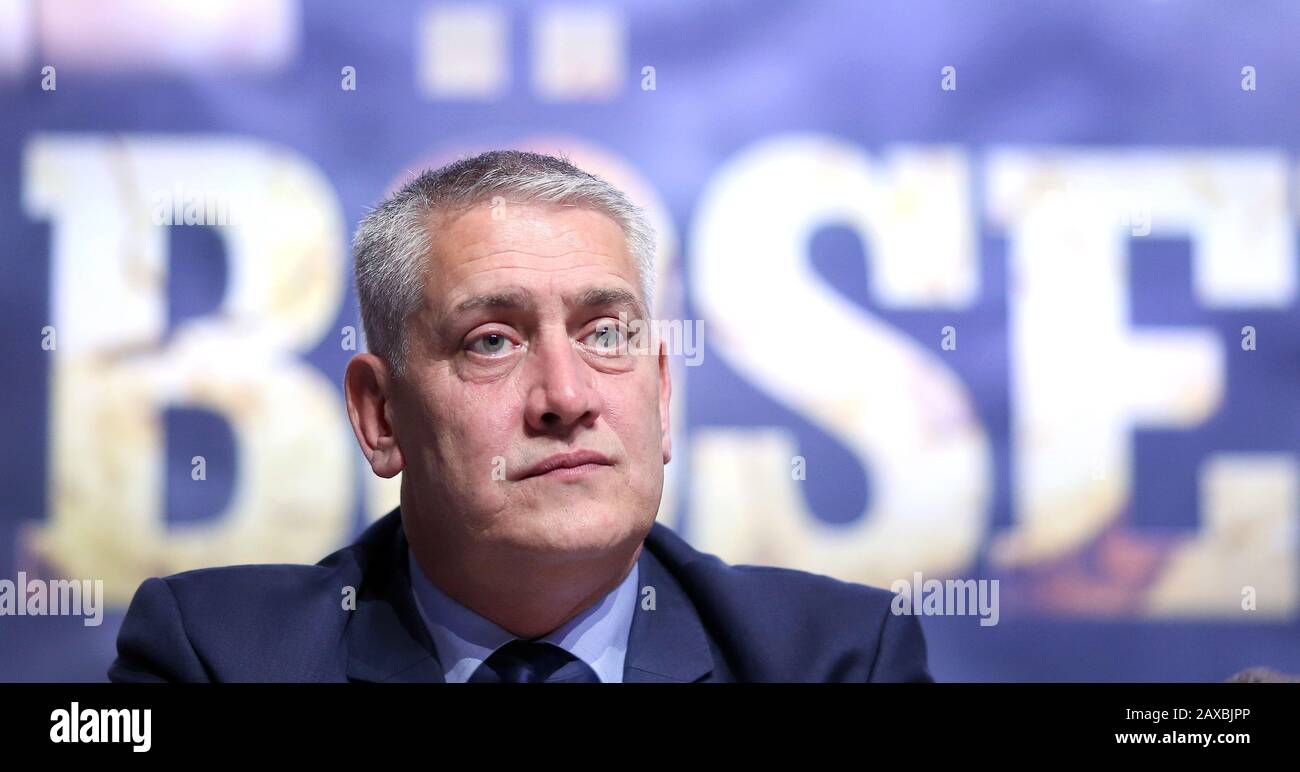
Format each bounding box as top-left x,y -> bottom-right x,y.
658,338 -> 672,464
344,353 -> 406,478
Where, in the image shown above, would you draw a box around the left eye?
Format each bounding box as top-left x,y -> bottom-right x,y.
584,323 -> 625,352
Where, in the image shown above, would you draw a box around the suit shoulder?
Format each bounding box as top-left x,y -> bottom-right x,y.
160,561 -> 344,605
156,518 -> 374,611
646,521 -> 896,613
111,549 -> 363,682
158,550 -> 360,640
728,562 -> 899,612
644,522 -> 930,682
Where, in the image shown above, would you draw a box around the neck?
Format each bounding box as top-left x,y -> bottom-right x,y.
412,539 -> 642,639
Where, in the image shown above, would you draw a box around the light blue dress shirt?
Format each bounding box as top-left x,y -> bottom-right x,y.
407,547 -> 639,683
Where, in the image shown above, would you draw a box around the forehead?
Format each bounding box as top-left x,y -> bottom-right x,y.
423,201 -> 639,308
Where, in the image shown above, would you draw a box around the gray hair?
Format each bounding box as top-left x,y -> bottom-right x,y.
352,149 -> 656,376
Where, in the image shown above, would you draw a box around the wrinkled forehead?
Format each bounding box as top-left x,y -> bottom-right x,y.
420,201 -> 642,316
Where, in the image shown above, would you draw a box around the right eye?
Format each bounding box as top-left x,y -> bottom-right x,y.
467,332 -> 516,357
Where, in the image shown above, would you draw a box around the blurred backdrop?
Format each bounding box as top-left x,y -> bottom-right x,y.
2,0 -> 1299,681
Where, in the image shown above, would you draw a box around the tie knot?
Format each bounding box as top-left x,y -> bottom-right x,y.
469,639 -> 600,683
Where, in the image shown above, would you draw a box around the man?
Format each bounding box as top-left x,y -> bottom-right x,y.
108,150 -> 934,683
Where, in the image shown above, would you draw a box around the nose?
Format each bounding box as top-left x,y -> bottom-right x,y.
523,327 -> 600,435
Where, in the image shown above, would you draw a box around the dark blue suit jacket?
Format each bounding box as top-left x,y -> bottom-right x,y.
108,507 -> 934,682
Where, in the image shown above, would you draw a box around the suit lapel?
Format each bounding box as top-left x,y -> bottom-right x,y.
622,535 -> 717,683
345,510 -> 445,683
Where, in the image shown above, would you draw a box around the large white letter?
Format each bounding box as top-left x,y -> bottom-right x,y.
986,149 -> 1296,617
24,135 -> 353,604
690,134 -> 990,585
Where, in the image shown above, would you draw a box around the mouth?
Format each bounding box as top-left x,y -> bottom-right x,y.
515,449 -> 614,481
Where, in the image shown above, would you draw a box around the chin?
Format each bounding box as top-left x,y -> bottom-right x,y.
503,503 -> 647,561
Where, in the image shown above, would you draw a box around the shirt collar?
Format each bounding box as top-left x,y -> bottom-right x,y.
407,547 -> 639,683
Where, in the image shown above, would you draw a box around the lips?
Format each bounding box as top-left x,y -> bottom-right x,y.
515,449 -> 613,480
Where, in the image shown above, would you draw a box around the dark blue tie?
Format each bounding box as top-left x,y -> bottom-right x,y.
468,639 -> 601,683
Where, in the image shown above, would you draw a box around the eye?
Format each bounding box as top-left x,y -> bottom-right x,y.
467,331 -> 515,357
583,320 -> 627,353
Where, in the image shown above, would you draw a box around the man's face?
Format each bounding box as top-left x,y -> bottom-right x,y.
388,201 -> 669,560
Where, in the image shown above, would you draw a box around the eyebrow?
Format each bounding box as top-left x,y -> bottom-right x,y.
453,289 -> 530,314
449,286 -> 646,317
573,287 -> 644,317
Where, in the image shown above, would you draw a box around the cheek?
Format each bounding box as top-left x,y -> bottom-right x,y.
439,385 -> 520,470
605,372 -> 665,459
405,373 -> 518,482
